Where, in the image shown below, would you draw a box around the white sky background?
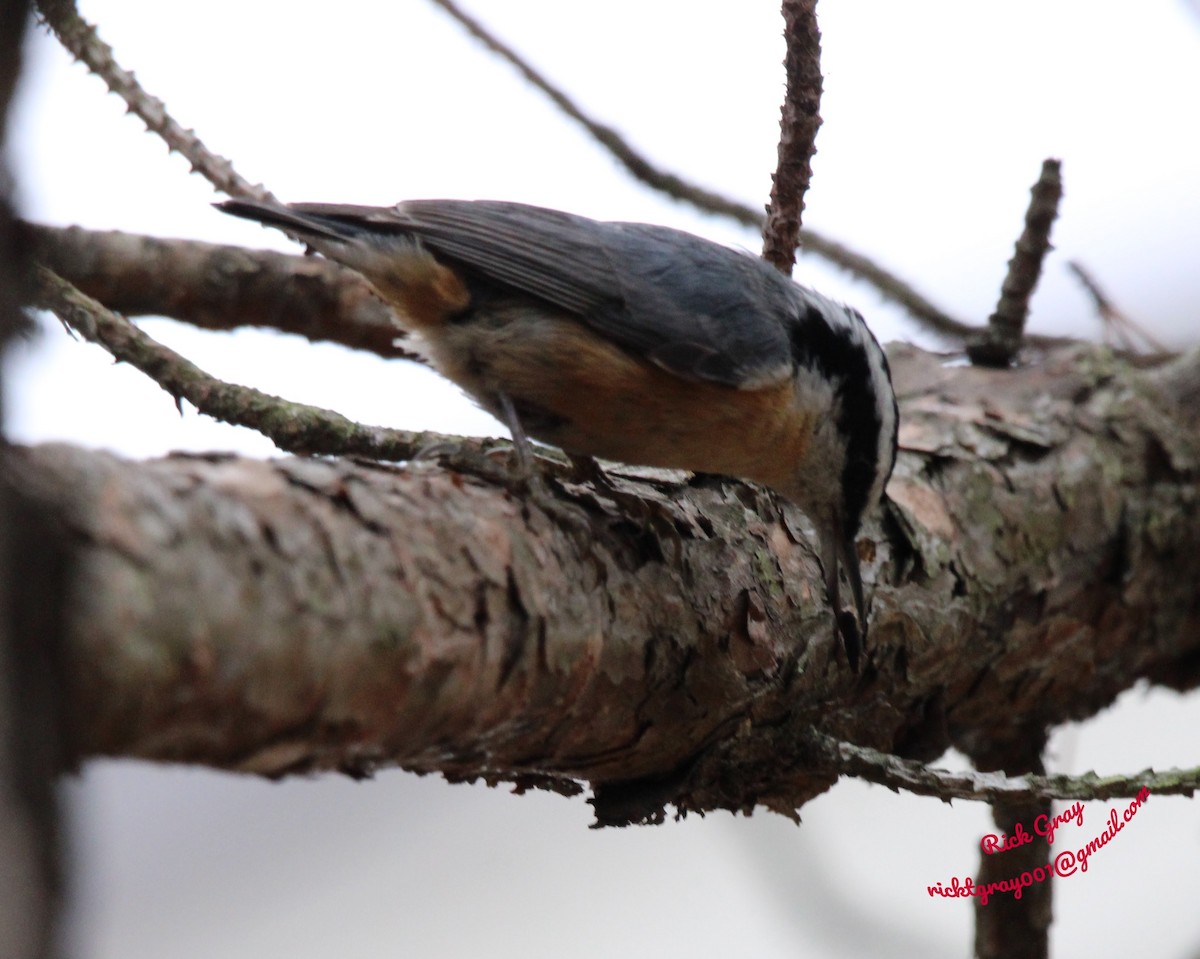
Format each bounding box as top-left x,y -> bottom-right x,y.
6,1 -> 1200,957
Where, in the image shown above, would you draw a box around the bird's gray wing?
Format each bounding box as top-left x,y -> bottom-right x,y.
290,199 -> 798,389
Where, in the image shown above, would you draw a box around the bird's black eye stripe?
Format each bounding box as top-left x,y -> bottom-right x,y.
790,304 -> 884,538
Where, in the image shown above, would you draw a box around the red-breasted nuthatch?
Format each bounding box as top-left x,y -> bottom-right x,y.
217,198 -> 899,670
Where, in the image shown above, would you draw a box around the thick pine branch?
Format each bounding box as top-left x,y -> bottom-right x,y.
7,344 -> 1199,825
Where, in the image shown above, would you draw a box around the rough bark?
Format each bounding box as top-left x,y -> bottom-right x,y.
5,343 -> 1199,825
28,223 -> 416,360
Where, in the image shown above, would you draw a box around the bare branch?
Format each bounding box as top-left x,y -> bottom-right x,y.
809,732 -> 1196,802
1067,260 -> 1170,355
28,222 -> 424,361
762,0 -> 822,273
798,229 -> 982,340
37,217 -> 975,359
968,159 -> 1064,367
33,0 -> 272,202
427,0 -> 970,338
34,219 -> 1088,360
426,0 -> 758,227
31,267 -> 479,462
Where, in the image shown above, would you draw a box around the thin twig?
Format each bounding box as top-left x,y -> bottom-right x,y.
799,229 -> 976,340
967,158 -> 1064,367
427,0 -> 970,338
808,730 -> 1198,802
762,0 -> 823,274
1067,260 -> 1169,354
426,0 -> 758,228
34,0 -> 272,203
31,266 -> 480,463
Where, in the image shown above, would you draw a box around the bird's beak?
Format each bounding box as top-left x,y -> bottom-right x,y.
840,533 -> 867,636
821,520 -> 862,671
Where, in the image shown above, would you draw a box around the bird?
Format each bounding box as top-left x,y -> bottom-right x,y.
217,198 -> 899,670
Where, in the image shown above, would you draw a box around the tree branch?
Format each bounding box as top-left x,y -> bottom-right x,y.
968,159 -> 1064,366
762,0 -> 823,273
27,222 -> 421,360
31,267 -> 476,462
1068,259 -> 1170,355
427,0 -> 760,227
427,0 -> 970,339
31,218 -> 1083,362
8,344 -> 1199,825
34,0 -> 271,202
808,732 -> 1198,801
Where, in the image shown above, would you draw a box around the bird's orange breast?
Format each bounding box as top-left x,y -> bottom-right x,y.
425,307 -> 817,494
